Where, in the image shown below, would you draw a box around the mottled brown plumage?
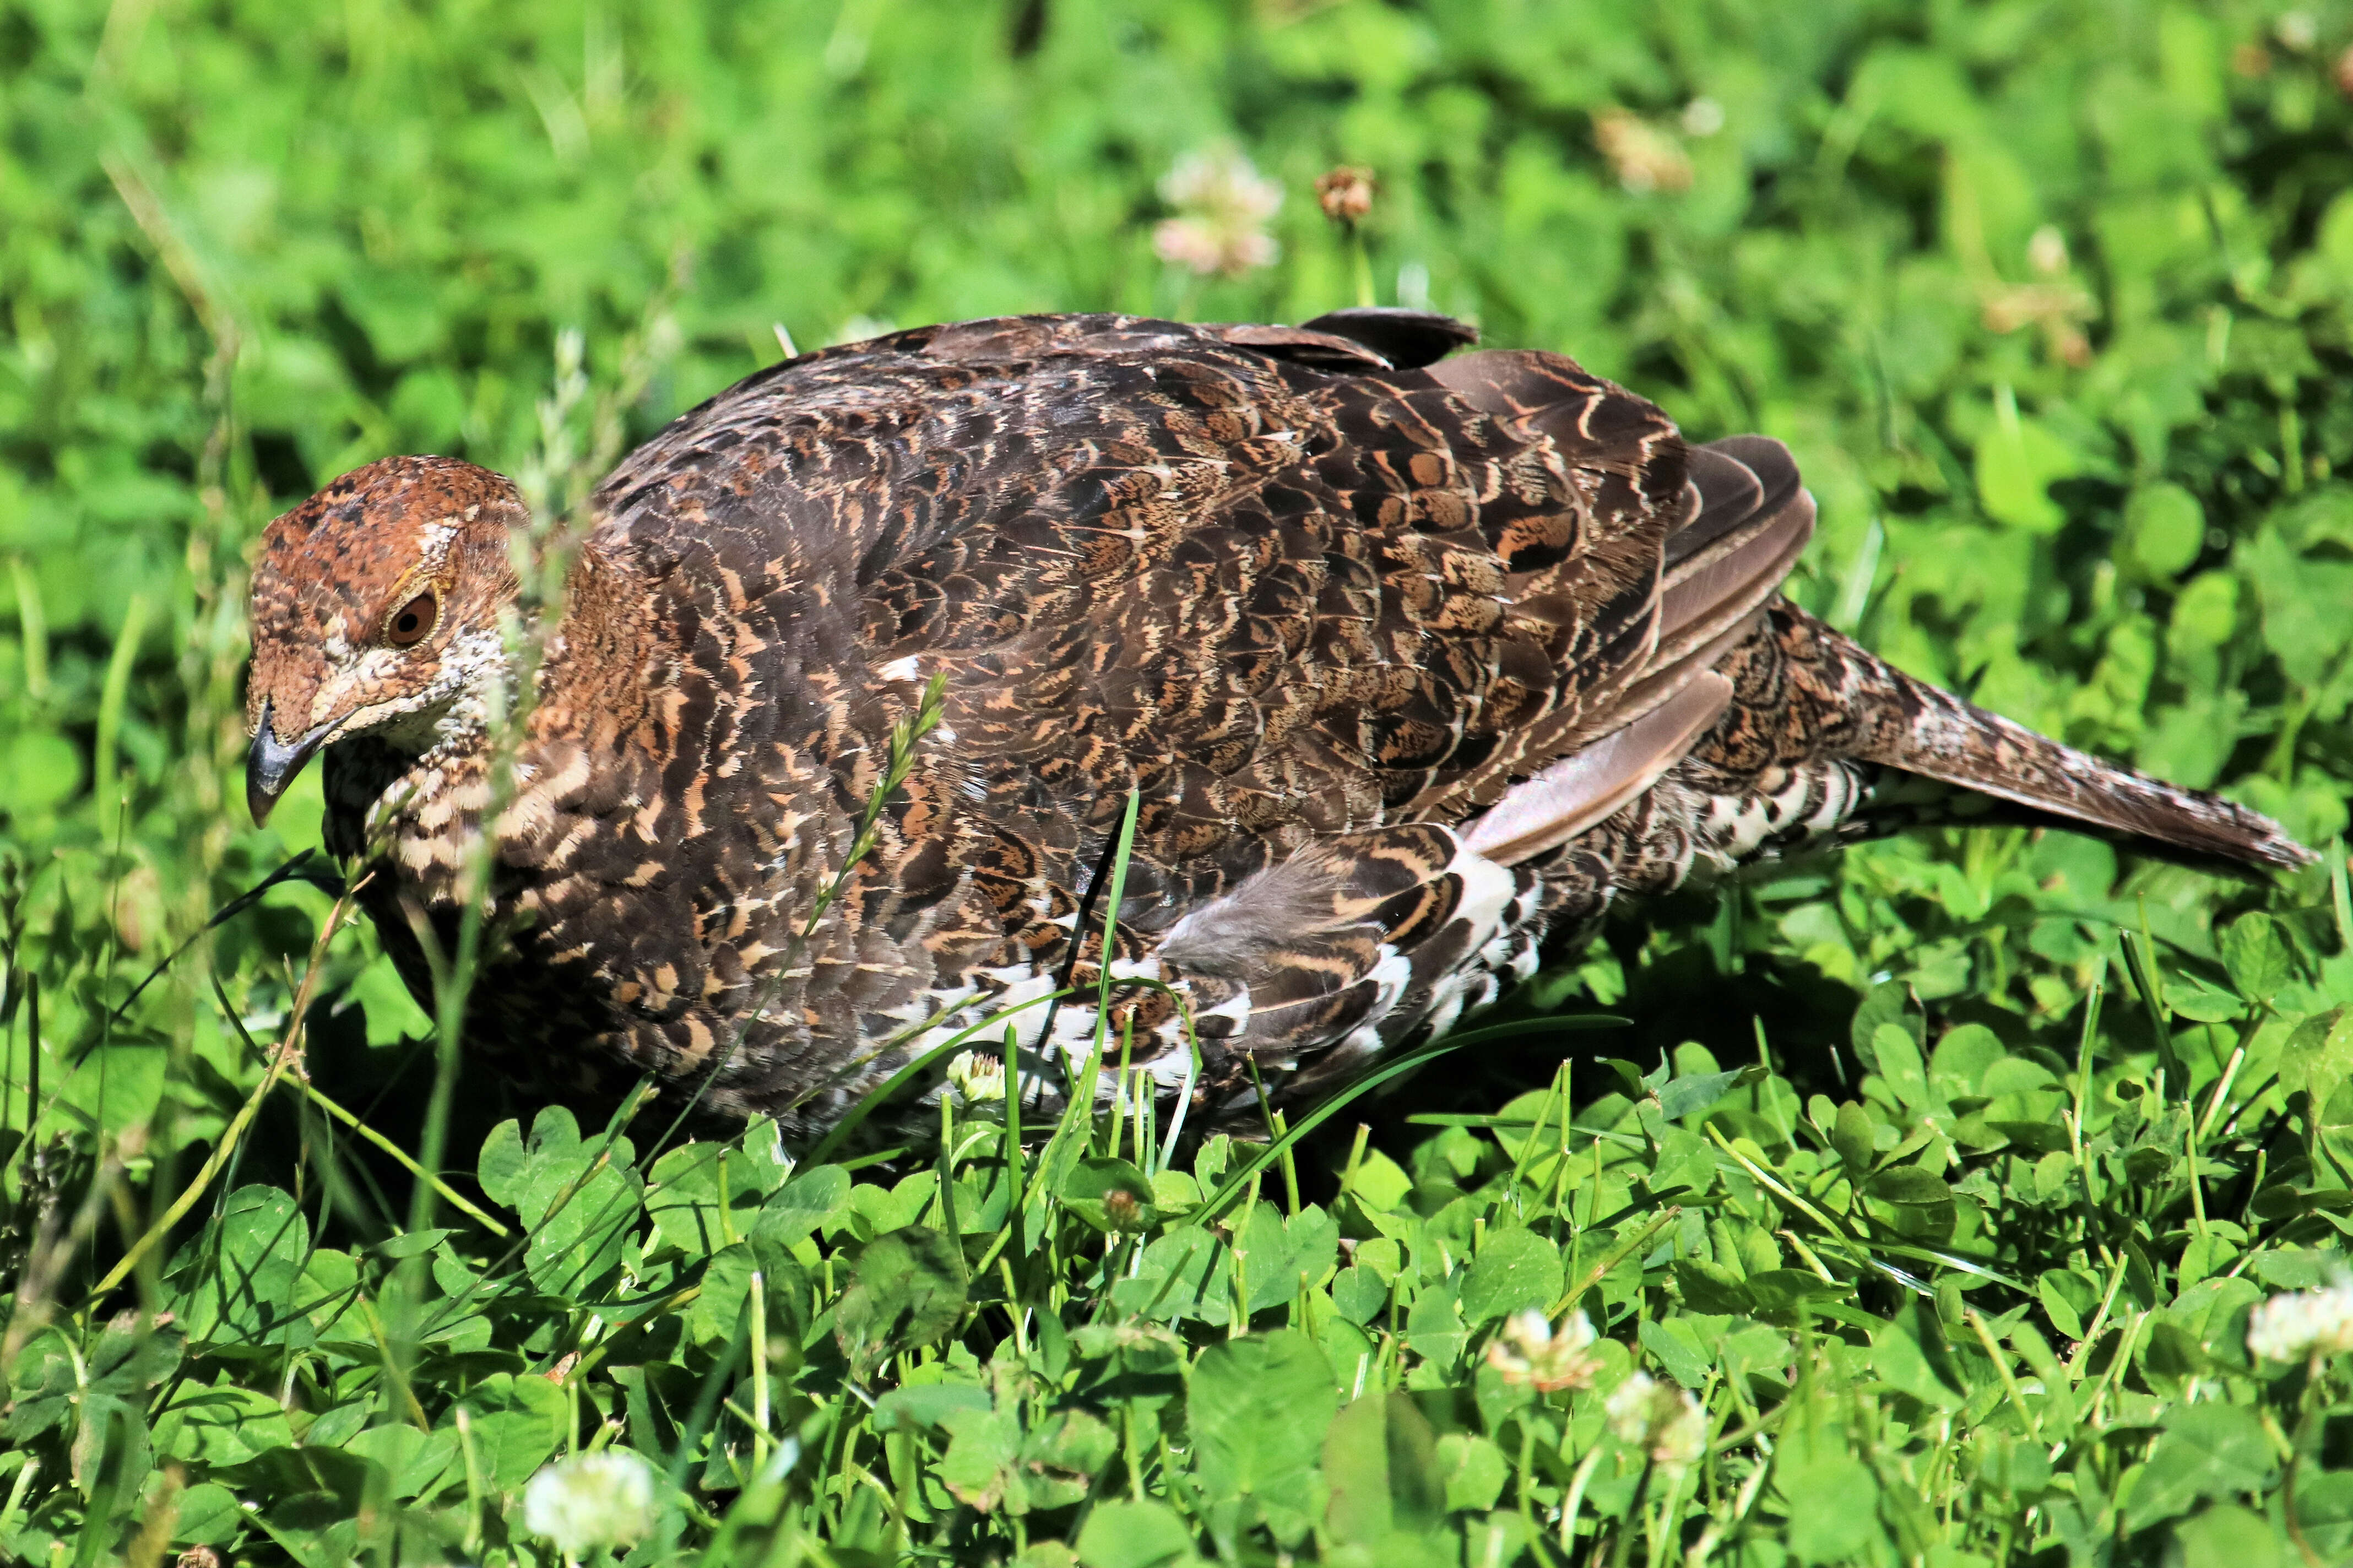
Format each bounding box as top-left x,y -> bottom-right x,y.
242,310 -> 2311,1137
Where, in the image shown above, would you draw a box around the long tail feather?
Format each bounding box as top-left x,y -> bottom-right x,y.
1848,638 -> 2313,871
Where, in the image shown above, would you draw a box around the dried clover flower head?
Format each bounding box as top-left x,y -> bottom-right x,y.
1154,147 -> 1283,277
1981,226 -> 2095,366
1606,1371 -> 1706,1472
1315,166 -> 1375,226
1592,109 -> 1691,194
2248,1278 -> 2353,1363
1484,1307 -> 1603,1392
522,1449 -> 657,1555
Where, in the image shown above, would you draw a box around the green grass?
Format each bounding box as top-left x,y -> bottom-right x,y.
11,0 -> 2353,1562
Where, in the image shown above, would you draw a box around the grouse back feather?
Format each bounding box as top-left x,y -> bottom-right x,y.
240,311 -> 2311,1137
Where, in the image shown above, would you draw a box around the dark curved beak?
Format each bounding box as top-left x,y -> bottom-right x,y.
246,699 -> 335,824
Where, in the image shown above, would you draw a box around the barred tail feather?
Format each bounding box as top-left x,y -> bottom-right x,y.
1858,664 -> 2313,872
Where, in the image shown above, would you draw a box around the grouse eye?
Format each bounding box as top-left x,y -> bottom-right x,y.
386,592 -> 438,648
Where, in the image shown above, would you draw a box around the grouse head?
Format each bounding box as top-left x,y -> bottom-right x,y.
245,455 -> 525,823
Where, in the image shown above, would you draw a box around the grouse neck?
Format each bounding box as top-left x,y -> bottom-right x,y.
370,623 -> 519,763
324,621 -> 527,866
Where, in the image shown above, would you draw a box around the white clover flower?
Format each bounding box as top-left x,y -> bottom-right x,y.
522,1450 -> 657,1556
1680,97 -> 1725,137
1652,1393 -> 1707,1471
1485,1307 -> 1603,1392
1605,1372 -> 1706,1473
1604,1371 -> 1661,1441
1153,147 -> 1283,278
946,1049 -> 1007,1109
2027,225 -> 2072,279
2247,1280 -> 2353,1363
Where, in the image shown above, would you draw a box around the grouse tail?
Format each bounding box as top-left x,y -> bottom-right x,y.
1844,638 -> 2313,872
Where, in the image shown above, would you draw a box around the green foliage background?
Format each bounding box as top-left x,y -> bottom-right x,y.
9,0 -> 2353,1563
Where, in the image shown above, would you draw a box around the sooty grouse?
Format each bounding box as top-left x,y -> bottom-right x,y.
243,310 -> 2310,1137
